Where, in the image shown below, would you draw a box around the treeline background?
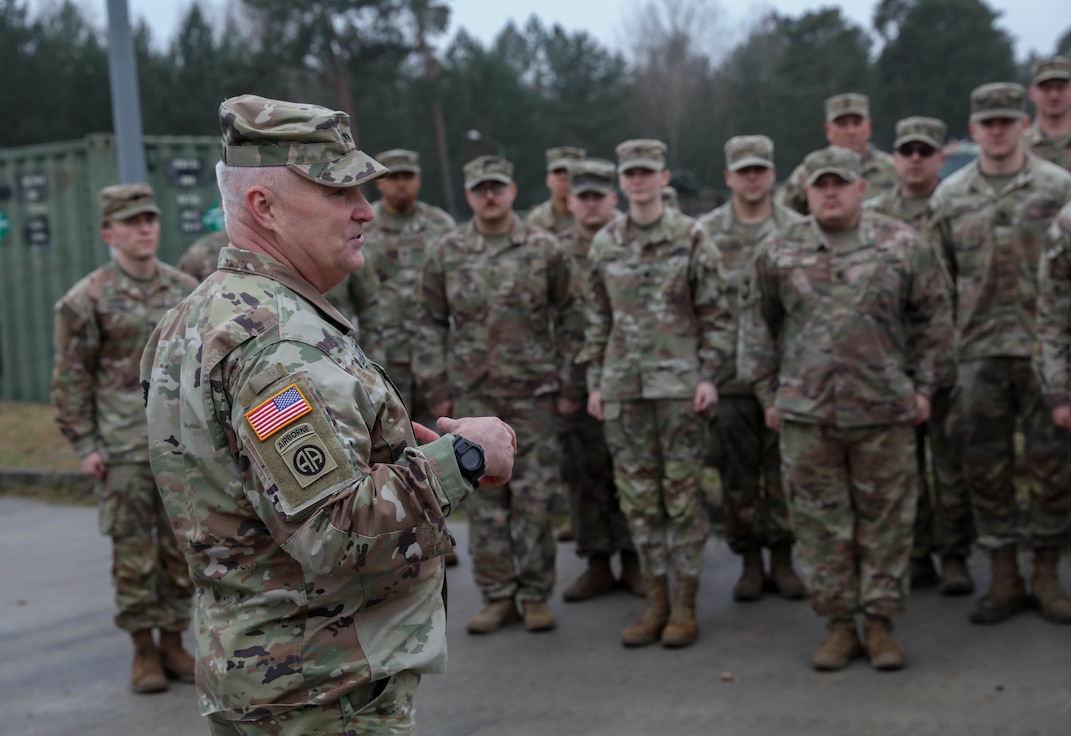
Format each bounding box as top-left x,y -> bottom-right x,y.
3,0 -> 1070,213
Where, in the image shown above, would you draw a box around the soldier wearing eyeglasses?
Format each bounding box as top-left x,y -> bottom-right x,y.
866,117 -> 974,598
414,155 -> 586,635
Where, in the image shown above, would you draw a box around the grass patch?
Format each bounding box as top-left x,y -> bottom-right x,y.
0,401 -> 80,472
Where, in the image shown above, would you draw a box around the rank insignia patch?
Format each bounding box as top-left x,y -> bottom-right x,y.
246,383 -> 313,441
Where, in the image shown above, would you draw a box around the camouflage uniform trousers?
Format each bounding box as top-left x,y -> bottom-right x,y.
911,386 -> 975,560
713,394 -> 792,553
207,670 -> 419,736
97,462 -> 193,633
454,394 -> 561,603
956,358 -> 1071,550
556,409 -> 633,559
781,421 -> 917,619
602,398 -> 710,579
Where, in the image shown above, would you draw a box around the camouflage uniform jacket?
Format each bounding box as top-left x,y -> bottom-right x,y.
931,154 -> 1071,362
525,199 -> 574,235
340,200 -> 455,365
576,207 -> 735,401
865,186 -> 957,387
52,259 -> 196,462
1023,121 -> 1071,173
696,201 -> 803,395
1034,202 -> 1071,408
778,146 -> 898,215
413,215 -> 585,407
140,247 -> 473,720
737,211 -> 952,427
177,230 -> 230,282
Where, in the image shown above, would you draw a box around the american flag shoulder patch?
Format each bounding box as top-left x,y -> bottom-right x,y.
245,383 -> 313,441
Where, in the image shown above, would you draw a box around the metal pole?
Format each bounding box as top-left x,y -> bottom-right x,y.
105,0 -> 147,183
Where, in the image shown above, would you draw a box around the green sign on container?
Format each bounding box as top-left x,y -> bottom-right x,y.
202,203 -> 225,233
0,209 -> 9,242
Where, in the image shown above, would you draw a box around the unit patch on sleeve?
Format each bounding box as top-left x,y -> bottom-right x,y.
245,383 -> 313,441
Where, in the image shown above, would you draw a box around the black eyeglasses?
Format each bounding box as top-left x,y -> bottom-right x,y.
896,143 -> 937,158
470,181 -> 508,196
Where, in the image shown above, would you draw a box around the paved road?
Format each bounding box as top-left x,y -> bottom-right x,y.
1,496 -> 1068,736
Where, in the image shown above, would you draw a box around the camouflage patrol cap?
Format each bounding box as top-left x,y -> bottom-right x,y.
1032,56 -> 1071,85
825,93 -> 869,122
802,146 -> 862,185
724,135 -> 774,171
376,149 -> 421,174
970,83 -> 1026,121
218,94 -> 388,188
616,139 -> 667,172
546,147 -> 586,173
569,158 -> 615,195
99,183 -> 161,223
464,155 -> 514,189
894,117 -> 947,149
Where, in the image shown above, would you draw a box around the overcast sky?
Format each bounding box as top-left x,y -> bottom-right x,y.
48,0 -> 1070,60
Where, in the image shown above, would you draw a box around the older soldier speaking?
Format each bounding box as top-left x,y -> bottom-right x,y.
932,82 -> 1071,626
739,146 -> 952,671
53,183 -> 198,694
696,135 -> 805,603
142,95 -> 516,735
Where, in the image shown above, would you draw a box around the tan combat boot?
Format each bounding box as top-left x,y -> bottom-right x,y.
769,543 -> 806,600
621,574 -> 669,647
732,549 -> 765,601
939,555 -> 975,596
563,554 -> 616,602
618,550 -> 644,597
863,615 -> 906,671
661,576 -> 700,648
466,598 -> 520,634
969,546 -> 1027,624
522,600 -> 557,632
1031,547 -> 1071,624
158,630 -> 196,683
811,618 -> 860,671
130,630 -> 168,694
556,519 -> 575,542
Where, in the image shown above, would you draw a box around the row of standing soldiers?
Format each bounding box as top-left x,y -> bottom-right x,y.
149,55 -> 1071,675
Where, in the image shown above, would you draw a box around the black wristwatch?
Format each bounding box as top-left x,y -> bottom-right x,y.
453,435 -> 485,489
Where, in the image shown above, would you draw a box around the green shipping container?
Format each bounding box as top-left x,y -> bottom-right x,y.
0,133 -> 223,403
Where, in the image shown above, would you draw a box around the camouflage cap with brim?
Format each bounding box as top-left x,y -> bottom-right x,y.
616,138 -> 667,172
569,158 -> 615,195
464,155 -> 514,189
377,149 -> 421,174
803,146 -> 862,186
894,116 -> 947,149
825,93 -> 869,122
970,82 -> 1026,121
725,135 -> 774,171
219,94 -> 388,188
1032,56 -> 1071,85
546,146 -> 586,173
99,183 -> 161,222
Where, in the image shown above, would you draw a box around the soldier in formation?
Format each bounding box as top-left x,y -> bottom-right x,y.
1024,55 -> 1071,172
142,94 -> 516,733
865,117 -> 976,595
415,155 -> 585,635
696,135 -> 805,602
931,82 -> 1071,626
52,183 -> 198,693
578,138 -> 733,649
525,146 -> 586,236
739,146 -> 953,671
556,158 -> 642,602
778,93 -> 898,215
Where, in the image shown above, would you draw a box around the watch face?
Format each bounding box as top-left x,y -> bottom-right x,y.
460,446 -> 482,472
